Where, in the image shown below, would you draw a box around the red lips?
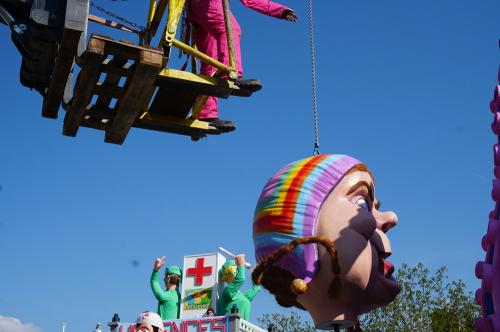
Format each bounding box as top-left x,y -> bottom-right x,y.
382,259 -> 395,278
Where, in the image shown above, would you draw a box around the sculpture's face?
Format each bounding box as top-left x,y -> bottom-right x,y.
314,170 -> 399,311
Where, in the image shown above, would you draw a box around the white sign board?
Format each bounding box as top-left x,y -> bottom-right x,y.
180,252 -> 226,319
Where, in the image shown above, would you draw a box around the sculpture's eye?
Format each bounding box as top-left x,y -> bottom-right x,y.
355,197 -> 371,211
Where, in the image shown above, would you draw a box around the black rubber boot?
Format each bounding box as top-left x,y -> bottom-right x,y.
235,77 -> 262,92
200,118 -> 236,133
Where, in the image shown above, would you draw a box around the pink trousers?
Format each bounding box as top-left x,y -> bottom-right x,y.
188,0 -> 288,119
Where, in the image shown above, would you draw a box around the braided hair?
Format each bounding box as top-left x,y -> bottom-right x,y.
252,236 -> 341,308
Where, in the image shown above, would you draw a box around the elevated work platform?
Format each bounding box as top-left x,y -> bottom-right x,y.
48,33 -> 247,144
31,0 -> 258,144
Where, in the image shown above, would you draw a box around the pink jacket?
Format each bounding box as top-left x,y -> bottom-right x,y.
238,0 -> 289,18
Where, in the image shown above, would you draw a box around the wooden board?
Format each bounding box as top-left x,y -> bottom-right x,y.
93,34 -> 164,62
42,28 -> 82,119
62,37 -> 105,137
104,47 -> 163,144
83,105 -> 218,139
94,56 -> 128,110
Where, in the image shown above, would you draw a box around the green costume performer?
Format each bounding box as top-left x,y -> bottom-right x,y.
217,260 -> 261,320
150,263 -> 182,320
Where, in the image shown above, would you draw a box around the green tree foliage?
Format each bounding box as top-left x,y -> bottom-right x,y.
257,311 -> 315,332
257,263 -> 479,332
360,262 -> 480,332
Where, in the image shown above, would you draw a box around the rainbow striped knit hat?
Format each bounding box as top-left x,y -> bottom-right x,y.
253,154 -> 361,284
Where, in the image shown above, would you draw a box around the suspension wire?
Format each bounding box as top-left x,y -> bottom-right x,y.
308,0 -> 320,156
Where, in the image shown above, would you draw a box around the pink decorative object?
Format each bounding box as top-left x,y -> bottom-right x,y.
492,180 -> 500,202
494,145 -> 500,166
475,66 -> 500,332
477,289 -> 483,305
482,235 -> 489,251
476,261 -> 485,279
487,219 -> 498,244
491,112 -> 500,135
476,317 -> 488,332
494,166 -> 500,179
481,264 -> 494,292
489,314 -> 500,331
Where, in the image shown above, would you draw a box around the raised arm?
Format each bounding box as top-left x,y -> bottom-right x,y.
244,283 -> 261,302
239,0 -> 297,21
150,256 -> 169,302
222,255 -> 246,300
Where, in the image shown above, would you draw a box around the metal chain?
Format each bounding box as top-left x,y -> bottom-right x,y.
308,0 -> 320,156
89,1 -> 145,32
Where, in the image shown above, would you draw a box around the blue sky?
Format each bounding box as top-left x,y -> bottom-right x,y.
0,1 -> 498,331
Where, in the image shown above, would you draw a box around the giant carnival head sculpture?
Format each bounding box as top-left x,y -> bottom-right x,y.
252,154 -> 400,330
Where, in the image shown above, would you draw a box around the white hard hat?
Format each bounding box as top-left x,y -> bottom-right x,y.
136,312 -> 163,331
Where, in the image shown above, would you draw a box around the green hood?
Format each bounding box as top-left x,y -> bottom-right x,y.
166,265 -> 182,278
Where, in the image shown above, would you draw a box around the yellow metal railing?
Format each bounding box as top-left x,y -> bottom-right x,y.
145,0 -> 238,80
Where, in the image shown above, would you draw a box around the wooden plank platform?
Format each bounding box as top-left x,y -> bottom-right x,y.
94,57 -> 128,109
42,28 -> 82,119
85,106 -> 222,139
63,37 -> 105,137
56,33 -> 245,144
104,48 -> 163,144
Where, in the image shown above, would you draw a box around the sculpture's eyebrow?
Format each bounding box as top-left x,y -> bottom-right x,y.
346,180 -> 381,210
347,181 -> 374,201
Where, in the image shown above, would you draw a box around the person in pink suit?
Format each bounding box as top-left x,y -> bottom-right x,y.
188,0 -> 297,131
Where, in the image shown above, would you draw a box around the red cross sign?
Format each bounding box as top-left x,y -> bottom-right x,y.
186,257 -> 213,285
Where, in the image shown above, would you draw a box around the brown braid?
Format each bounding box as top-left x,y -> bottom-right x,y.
252,236 -> 341,308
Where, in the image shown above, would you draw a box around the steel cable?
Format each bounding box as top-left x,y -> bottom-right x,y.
308,0 -> 320,156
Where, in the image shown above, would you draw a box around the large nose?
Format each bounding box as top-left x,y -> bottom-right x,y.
370,210 -> 398,257
374,210 -> 398,233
